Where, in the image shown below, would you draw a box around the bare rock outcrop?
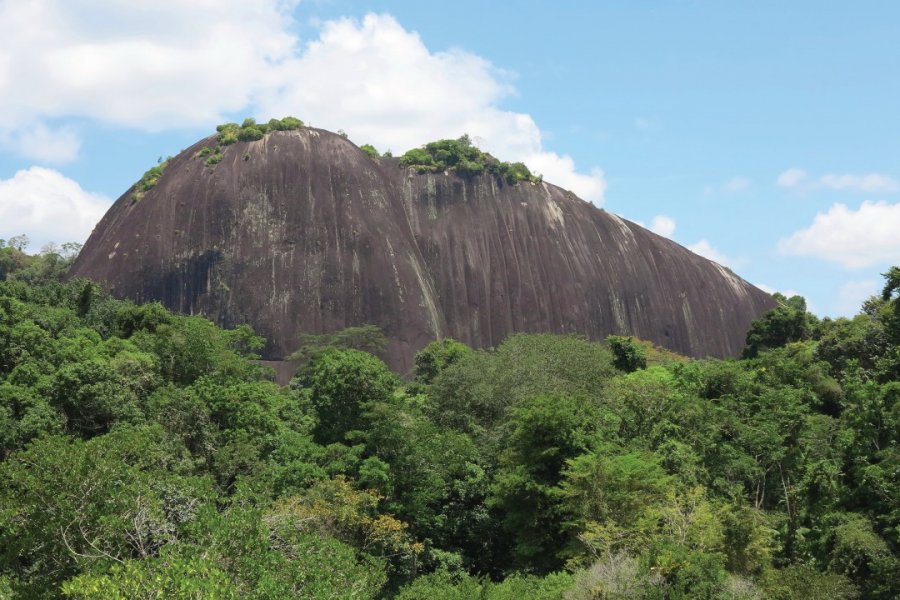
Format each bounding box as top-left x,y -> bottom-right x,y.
71,128 -> 775,371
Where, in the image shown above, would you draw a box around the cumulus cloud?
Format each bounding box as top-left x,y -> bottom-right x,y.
686,239 -> 736,268
0,167 -> 111,247
258,14 -> 606,203
778,200 -> 900,268
628,219 -> 739,268
755,283 -> 802,298
0,0 -> 298,131
0,4 -> 606,203
819,173 -> 899,193
649,215 -> 676,238
522,154 -> 606,203
12,123 -> 82,163
777,168 -> 899,193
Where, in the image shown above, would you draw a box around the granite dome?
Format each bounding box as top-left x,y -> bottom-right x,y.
71,127 -> 775,372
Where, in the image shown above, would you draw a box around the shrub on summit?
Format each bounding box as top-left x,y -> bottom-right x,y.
400,134 -> 538,185
216,116 -> 304,146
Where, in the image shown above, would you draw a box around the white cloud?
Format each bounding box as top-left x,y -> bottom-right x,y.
649,214 -> 676,238
755,283 -> 802,298
776,168 -> 808,188
0,0 -> 298,131
819,173 -> 899,193
835,279 -> 878,317
12,123 -> 82,163
778,200 -> 900,268
259,14 -> 605,203
0,167 -> 111,247
777,167 -> 898,193
0,5 -> 606,203
687,239 -> 736,268
722,176 -> 751,193
753,284 -> 819,315
522,154 -> 605,203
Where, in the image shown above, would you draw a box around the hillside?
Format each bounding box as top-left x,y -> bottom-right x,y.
70,125 -> 775,371
1,248 -> 898,598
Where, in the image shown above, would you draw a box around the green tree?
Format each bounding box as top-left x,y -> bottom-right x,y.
743,294 -> 815,358
237,126 -> 264,142
64,502 -> 388,599
62,548 -> 237,599
561,449 -> 671,558
414,338 -> 472,385
0,426 -> 214,598
290,324 -> 388,363
360,143 -> 381,159
363,396 -> 486,557
815,313 -> 890,378
607,335 -> 648,372
880,266 -> 900,346
490,394 -> 600,571
429,333 -> 615,437
760,565 -> 859,600
295,349 -> 396,444
816,513 -> 898,599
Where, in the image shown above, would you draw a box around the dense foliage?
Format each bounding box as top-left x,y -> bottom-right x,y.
0,246 -> 897,598
401,135 -> 541,185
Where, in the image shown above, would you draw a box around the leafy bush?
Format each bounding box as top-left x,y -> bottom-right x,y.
198,117 -> 308,167
268,116 -> 304,131
497,161 -> 536,184
396,570 -> 572,599
216,117 -> 304,146
743,293 -> 814,358
290,325 -> 388,363
131,157 -> 172,202
760,565 -> 859,599
414,338 -> 472,385
360,144 -> 380,159
607,335 -> 649,372
237,126 -> 264,142
400,134 -> 539,184
400,147 -> 436,170
243,117 -> 271,135
216,123 -> 240,145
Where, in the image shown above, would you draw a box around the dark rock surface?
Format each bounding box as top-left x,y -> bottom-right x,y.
71,128 -> 776,372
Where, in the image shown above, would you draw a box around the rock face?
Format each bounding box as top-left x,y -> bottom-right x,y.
71,128 -> 776,372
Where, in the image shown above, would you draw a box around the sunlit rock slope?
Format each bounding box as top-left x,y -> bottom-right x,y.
71,128 -> 776,371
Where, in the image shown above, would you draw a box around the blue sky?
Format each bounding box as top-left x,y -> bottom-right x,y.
0,1 -> 898,317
